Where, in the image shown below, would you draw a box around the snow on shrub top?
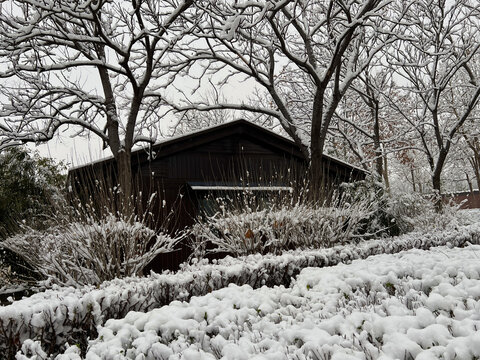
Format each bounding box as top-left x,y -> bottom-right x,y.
53,244 -> 480,360
2,213 -> 181,287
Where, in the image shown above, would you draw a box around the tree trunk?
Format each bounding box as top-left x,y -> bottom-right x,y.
411,167 -> 416,192
473,158 -> 480,191
432,167 -> 443,211
383,152 -> 390,192
432,147 -> 449,211
95,44 -> 133,215
309,149 -> 325,202
116,149 -> 134,217
469,150 -> 480,191
372,99 -> 383,180
309,89 -> 326,201
466,172 -> 473,193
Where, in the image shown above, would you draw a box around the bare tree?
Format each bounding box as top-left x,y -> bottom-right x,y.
169,85 -> 235,135
331,67 -> 403,187
457,58 -> 480,192
174,0 -> 409,194
169,84 -> 285,136
443,139 -> 477,193
464,136 -> 480,191
388,0 -> 480,199
0,0 -> 197,211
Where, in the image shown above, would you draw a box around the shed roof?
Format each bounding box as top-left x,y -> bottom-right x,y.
69,119 -> 366,176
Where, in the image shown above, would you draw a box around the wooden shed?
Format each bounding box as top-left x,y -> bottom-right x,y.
68,119 -> 366,271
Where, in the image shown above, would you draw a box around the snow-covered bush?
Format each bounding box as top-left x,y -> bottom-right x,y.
71,244 -> 480,360
190,190 -> 371,258
1,223 -> 480,358
2,211 -> 182,287
342,176 -> 462,236
0,147 -> 67,289
340,177 -> 398,236
387,190 -> 462,233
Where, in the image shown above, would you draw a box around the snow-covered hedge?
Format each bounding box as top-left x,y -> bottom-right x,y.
2,224 -> 480,358
60,244 -> 480,360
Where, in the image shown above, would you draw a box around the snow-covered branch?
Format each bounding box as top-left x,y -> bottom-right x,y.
180,0 -> 410,187
0,0 -> 198,205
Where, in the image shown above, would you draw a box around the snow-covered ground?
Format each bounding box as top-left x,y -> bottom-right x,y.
44,245 -> 480,360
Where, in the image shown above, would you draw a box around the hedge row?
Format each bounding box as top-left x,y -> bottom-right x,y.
1,224 -> 480,358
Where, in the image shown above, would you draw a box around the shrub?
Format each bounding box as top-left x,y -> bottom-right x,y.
0,147 -> 66,235
0,147 -> 67,287
341,176 -> 462,237
2,208 -> 183,287
190,189 -> 372,258
387,191 -> 461,233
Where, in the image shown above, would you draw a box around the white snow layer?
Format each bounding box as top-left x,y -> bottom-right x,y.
51,244 -> 480,360
5,223 -> 480,358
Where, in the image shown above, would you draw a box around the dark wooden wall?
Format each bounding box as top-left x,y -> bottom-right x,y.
444,191 -> 480,209
139,135 -> 305,272
69,126 -> 365,272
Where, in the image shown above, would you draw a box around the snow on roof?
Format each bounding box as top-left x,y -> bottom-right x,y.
322,152 -> 367,174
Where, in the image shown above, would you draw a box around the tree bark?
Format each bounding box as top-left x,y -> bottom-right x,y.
116,149 -> 133,216
309,90 -> 326,201
372,99 -> 383,180
309,149 -> 325,201
96,46 -> 133,216
383,152 -> 390,192
432,165 -> 444,194
432,171 -> 443,211
472,155 -> 480,191
432,152 -> 447,211
411,167 -> 416,192
467,142 -> 480,191
466,172 -> 473,193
